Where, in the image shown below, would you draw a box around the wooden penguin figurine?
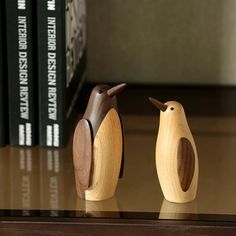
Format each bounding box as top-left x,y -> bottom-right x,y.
149,98 -> 199,203
73,83 -> 126,201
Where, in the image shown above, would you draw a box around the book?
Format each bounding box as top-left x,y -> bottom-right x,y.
37,0 -> 87,147
0,0 -> 7,147
5,0 -> 37,146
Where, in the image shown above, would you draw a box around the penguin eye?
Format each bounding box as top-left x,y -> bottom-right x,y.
170,107 -> 174,111
98,90 -> 103,94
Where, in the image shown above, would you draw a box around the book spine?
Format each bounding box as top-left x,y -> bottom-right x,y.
38,0 -> 87,147
37,0 -> 66,147
5,0 -> 37,146
0,0 -> 7,146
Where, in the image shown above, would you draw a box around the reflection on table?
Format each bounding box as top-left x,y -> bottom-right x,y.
0,115 -> 235,219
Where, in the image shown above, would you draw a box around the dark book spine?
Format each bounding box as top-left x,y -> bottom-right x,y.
37,0 -> 86,147
37,0 -> 66,147
0,0 -> 7,146
5,0 -> 37,146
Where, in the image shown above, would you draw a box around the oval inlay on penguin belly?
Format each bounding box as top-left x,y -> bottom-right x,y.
177,138 -> 195,192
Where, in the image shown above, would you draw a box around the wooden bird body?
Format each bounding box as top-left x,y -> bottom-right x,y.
73,84 -> 125,201
149,98 -> 198,203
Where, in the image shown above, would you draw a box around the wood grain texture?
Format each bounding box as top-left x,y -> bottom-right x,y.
177,138 -> 195,192
83,84 -> 118,139
73,119 -> 92,198
1,221 -> 236,236
85,108 -> 123,201
155,101 -> 198,203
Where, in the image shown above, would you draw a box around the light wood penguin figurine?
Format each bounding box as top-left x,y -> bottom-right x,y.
149,98 -> 199,203
73,83 -> 126,201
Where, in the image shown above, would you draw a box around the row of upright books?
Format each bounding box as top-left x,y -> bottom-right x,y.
0,0 -> 86,147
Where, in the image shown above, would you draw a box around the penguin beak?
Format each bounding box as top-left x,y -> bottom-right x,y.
148,97 -> 168,112
107,83 -> 126,97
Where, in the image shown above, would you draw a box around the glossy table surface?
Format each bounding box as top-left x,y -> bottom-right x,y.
0,84 -> 236,232
0,114 -> 236,222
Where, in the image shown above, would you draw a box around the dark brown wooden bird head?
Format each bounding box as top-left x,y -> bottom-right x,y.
83,83 -> 126,138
